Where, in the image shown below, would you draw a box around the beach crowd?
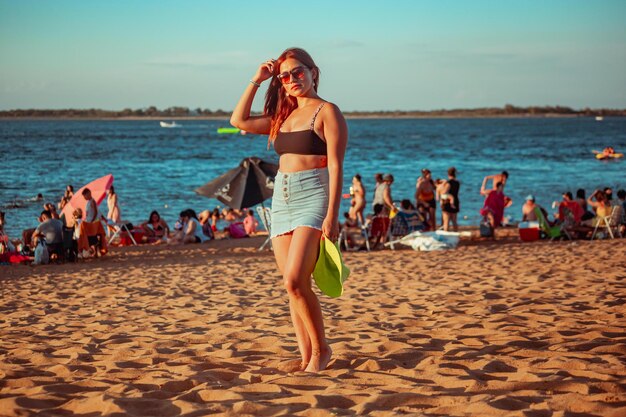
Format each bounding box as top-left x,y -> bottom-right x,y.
1,171 -> 625,265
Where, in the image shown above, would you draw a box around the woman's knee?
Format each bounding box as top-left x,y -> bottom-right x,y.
283,274 -> 307,297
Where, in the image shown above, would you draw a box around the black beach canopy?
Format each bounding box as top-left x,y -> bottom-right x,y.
195,157 -> 278,210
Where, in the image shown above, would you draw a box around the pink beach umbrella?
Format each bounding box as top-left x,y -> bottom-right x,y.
61,174 -> 114,224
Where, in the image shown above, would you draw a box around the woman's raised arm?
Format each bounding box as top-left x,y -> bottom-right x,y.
230,60 -> 275,134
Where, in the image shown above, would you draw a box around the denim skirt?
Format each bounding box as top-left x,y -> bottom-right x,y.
270,168 -> 329,238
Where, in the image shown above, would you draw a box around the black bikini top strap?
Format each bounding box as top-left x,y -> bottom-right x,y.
309,102 -> 326,130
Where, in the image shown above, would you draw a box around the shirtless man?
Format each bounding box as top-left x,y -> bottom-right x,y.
481,171 -> 509,196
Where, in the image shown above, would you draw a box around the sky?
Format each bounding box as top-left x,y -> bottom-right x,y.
1,0 -> 625,112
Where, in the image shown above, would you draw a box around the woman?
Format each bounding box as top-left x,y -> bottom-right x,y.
107,186 -> 121,223
349,174 -> 366,225
480,181 -> 506,234
586,189 -> 611,226
141,210 -> 170,242
230,47 -> 347,373
416,169 -> 436,230
576,188 -> 595,221
441,167 -> 460,232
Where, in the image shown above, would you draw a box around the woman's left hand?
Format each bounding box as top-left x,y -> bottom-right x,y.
322,216 -> 339,241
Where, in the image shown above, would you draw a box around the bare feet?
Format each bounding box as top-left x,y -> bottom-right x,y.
304,346 -> 332,373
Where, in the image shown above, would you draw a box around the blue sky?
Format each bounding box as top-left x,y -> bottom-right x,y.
1,0 -> 625,111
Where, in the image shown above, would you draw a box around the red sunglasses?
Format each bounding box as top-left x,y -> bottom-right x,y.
276,66 -> 307,84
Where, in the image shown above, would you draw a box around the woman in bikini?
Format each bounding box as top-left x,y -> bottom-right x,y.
349,174 -> 366,225
416,169 -> 436,230
141,210 -> 170,242
230,47 -> 347,373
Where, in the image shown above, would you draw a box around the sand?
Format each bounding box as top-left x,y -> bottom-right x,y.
1,236 -> 625,416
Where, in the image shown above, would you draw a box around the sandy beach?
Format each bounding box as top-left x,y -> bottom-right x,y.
1,236 -> 625,416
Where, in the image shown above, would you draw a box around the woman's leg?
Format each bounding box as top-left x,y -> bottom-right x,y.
451,212 -> 458,231
442,211 -> 450,231
429,205 -> 437,230
272,233 -> 312,370
282,227 -> 331,372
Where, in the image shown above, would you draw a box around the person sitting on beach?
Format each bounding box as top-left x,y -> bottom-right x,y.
575,188 -> 595,221
481,171 -> 509,196
243,209 -> 259,235
349,174 -> 366,226
604,187 -> 614,205
223,208 -> 238,223
416,169 -> 436,230
33,210 -> 64,254
584,190 -> 611,227
368,203 -> 391,249
522,195 -> 539,221
210,208 -> 221,232
480,182 -> 506,232
557,192 -> 584,224
180,209 -> 206,244
0,211 -> 16,254
197,210 -> 215,240
393,199 -> 426,235
141,211 -> 170,242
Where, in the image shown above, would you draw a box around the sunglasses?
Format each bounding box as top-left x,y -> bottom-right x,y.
276,66 -> 307,84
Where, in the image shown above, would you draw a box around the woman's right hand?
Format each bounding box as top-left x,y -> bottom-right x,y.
252,59 -> 276,84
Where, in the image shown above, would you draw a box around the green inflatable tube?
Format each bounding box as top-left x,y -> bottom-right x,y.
217,127 -> 241,134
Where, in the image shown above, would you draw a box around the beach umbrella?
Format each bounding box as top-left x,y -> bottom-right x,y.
61,174 -> 114,223
195,157 -> 278,209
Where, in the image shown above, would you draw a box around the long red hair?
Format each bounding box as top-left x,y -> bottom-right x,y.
265,48 -> 320,143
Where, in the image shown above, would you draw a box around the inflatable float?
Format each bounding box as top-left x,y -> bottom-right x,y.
217,127 -> 241,134
596,153 -> 623,160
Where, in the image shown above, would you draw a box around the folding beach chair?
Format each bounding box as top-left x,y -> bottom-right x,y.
386,211 -> 426,250
256,206 -> 272,251
534,207 -> 566,240
339,219 -> 370,252
592,205 -> 623,240
107,221 -> 137,246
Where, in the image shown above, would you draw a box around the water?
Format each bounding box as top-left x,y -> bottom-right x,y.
1,118 -> 625,239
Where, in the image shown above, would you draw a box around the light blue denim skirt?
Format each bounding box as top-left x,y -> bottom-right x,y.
270,168 -> 329,238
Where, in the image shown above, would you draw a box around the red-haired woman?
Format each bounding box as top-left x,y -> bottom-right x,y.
231,47 -> 348,372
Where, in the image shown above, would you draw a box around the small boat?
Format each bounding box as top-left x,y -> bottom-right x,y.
595,116 -> 604,121
160,121 -> 180,128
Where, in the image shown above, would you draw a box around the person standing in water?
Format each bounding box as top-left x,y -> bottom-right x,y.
230,47 -> 348,373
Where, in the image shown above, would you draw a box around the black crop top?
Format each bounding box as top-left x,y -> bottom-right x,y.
273,103 -> 327,156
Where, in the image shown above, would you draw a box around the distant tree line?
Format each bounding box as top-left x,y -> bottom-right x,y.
1,104 -> 625,118
0,106 -> 231,118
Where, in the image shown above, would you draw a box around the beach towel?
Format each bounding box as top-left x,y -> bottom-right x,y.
392,231 -> 463,251
77,221 -> 108,254
228,222 -> 248,239
480,191 -> 506,227
559,201 -> 584,223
